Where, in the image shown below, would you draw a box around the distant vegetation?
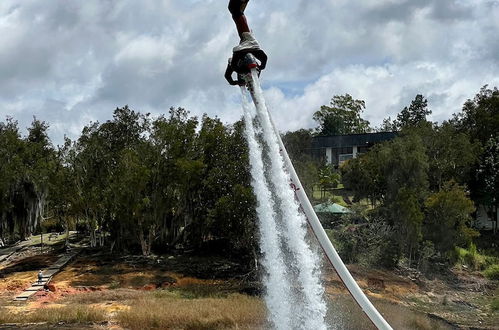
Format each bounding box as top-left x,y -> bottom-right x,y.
285,86 -> 498,270
0,85 -> 497,273
0,107 -> 256,259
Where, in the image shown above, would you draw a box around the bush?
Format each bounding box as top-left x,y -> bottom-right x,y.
326,217 -> 397,268
463,243 -> 485,270
491,297 -> 499,311
483,264 -> 499,281
455,244 -> 487,271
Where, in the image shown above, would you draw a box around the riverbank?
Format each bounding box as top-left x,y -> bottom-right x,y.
0,243 -> 497,329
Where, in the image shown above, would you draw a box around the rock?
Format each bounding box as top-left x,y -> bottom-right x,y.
142,284 -> 156,291
46,284 -> 56,292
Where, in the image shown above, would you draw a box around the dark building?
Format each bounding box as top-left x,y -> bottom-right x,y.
311,132 -> 397,166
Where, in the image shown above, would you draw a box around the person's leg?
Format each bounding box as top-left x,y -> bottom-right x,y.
228,0 -> 250,37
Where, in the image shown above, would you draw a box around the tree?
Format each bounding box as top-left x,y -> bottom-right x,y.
282,129 -> 313,162
376,117 -> 397,132
318,166 -> 340,200
313,94 -> 371,135
23,118 -> 57,240
395,94 -> 431,129
476,136 -> 499,233
452,85 -> 499,145
342,132 -> 429,262
0,118 -> 25,243
423,122 -> 479,190
424,181 -> 477,253
341,152 -> 385,206
50,138 -> 78,247
282,129 -> 320,196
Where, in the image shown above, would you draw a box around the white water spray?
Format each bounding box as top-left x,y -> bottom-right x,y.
241,87 -> 293,329
241,72 -> 328,329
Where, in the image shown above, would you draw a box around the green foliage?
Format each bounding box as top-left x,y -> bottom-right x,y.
282,129 -> 321,196
313,94 -> 371,136
376,116 -> 397,132
483,264 -> 499,280
454,244 -> 494,271
423,123 -> 480,189
0,106 -> 257,260
341,153 -> 382,205
491,297 -> 499,311
452,85 -> 499,146
362,133 -> 429,259
476,136 -> 499,225
326,214 -> 397,268
395,94 -> 431,129
424,182 -> 477,253
317,166 -> 340,200
342,111 -> 491,266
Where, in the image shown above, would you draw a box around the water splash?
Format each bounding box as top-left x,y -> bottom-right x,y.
240,71 -> 328,329
241,87 -> 293,329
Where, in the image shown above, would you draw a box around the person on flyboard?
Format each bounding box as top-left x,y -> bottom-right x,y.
225,0 -> 268,86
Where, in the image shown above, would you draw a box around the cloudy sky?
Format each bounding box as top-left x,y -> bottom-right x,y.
1,0 -> 498,144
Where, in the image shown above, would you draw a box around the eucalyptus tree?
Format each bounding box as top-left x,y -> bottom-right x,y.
21,118 -> 57,240
313,94 -> 371,136
0,118 -> 25,242
476,136 -> 499,234
148,107 -> 201,249
453,85 -> 499,146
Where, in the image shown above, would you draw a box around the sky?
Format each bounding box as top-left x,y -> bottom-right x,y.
1,0 -> 498,144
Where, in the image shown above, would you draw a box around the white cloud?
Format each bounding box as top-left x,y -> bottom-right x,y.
265,61 -> 499,133
0,0 -> 498,143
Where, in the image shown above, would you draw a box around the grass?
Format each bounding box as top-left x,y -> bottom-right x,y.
455,243 -> 499,271
24,232 -> 72,247
0,305 -> 106,324
61,288 -> 142,304
483,264 -> 499,280
116,293 -> 265,330
491,297 -> 499,312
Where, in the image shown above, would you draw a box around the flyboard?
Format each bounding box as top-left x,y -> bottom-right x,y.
235,53 -> 393,330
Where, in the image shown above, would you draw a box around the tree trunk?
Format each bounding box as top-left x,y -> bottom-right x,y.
65,217 -> 70,247
138,223 -> 153,256
90,229 -> 97,247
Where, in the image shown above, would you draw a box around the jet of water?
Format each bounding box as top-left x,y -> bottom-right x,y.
240,71 -> 328,329
240,87 -> 293,330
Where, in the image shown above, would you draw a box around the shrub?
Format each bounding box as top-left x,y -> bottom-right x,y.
463,243 -> 485,270
326,216 -> 397,268
455,244 -> 487,271
483,264 -> 499,281
491,297 -> 499,311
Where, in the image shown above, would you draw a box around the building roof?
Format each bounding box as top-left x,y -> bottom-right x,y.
311,132 -> 397,148
313,202 -> 352,214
